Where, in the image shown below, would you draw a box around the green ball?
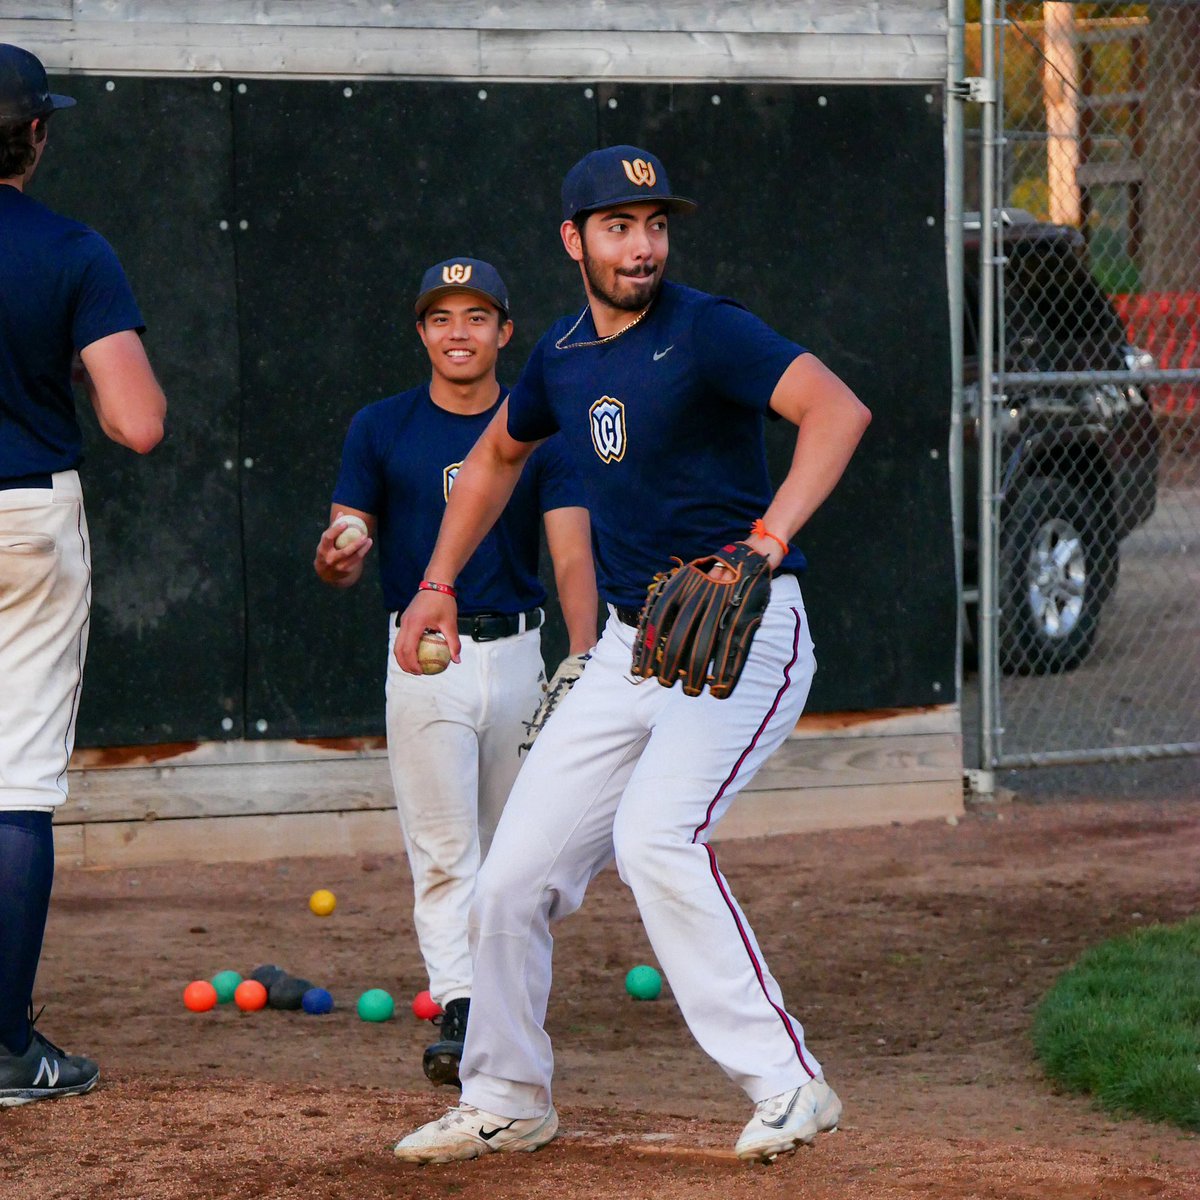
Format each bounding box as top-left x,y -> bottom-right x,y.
625,964 -> 663,1001
356,988 -> 395,1022
210,970 -> 243,1004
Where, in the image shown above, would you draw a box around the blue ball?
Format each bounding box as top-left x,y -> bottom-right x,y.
301,987 -> 334,1015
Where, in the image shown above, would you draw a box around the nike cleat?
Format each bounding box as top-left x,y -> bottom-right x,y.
734,1078 -> 841,1163
393,1102 -> 559,1163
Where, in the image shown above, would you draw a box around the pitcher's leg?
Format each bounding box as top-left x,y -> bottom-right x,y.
460,624 -> 647,1118
612,584 -> 824,1101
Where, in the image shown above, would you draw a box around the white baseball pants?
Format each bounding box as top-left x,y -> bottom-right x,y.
460,574 -> 824,1118
0,472 -> 91,813
385,621 -> 545,1007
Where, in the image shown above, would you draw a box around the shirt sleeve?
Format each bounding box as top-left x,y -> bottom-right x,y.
530,434 -> 585,514
331,408 -> 382,516
70,231 -> 146,351
506,336 -> 560,442
693,298 -> 807,412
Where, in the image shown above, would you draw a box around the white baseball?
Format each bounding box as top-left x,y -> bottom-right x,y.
417,631 -> 452,676
334,514 -> 368,550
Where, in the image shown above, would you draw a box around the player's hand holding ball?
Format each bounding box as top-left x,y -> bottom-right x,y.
313,512 -> 373,586
394,580 -> 461,675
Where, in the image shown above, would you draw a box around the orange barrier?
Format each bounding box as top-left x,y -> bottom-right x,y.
1113,292 -> 1200,414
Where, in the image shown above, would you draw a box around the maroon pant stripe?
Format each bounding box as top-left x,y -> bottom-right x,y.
691,607 -> 815,1077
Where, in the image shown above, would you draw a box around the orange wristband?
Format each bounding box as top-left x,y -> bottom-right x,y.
750,519 -> 789,559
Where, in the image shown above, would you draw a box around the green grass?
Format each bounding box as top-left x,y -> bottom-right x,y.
1033,917 -> 1200,1130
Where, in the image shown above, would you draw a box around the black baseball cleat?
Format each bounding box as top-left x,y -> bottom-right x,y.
422,997 -> 469,1088
0,1028 -> 99,1108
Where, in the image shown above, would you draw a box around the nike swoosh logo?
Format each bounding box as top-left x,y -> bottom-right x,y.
478,1121 -> 516,1141
652,345 -> 674,361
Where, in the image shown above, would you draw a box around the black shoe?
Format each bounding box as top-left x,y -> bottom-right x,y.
0,1028 -> 99,1108
422,997 -> 469,1088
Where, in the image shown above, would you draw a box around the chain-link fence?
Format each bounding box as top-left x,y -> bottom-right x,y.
966,1 -> 1200,769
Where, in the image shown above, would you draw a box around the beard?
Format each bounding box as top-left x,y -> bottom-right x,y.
581,243 -> 663,313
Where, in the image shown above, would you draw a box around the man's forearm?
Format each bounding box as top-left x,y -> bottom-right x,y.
556,559 -> 599,654
425,439 -> 524,583
762,399 -> 871,544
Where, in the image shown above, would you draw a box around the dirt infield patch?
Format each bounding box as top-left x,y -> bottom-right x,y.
4,797 -> 1200,1199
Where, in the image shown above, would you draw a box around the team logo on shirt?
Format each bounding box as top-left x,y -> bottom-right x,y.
589,396 -> 626,464
621,158 -> 657,188
442,263 -> 473,284
443,462 -> 462,501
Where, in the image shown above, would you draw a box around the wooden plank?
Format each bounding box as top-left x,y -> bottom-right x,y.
68,0 -> 945,38
61,720 -> 961,827
57,808 -> 403,869
715,780 -> 963,841
67,756 -> 396,824
753,732 -> 961,791
0,2 -> 70,17
11,21 -> 946,83
792,704 -> 958,740
478,30 -> 945,82
54,779 -> 962,868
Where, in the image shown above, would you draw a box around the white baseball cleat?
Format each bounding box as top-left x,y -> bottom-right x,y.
734,1078 -> 842,1163
393,1102 -> 559,1163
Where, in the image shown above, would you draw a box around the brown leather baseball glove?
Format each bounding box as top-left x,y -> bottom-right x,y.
630,542 -> 773,699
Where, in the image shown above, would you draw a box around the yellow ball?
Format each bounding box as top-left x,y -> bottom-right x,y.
309,888 -> 336,917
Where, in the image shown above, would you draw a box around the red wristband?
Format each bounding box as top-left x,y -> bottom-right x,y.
419,580 -> 458,599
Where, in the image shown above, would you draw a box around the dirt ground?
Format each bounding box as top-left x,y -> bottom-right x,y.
4,793 -> 1200,1200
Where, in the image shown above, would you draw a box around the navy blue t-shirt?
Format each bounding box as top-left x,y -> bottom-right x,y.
333,385 -> 583,614
506,281 -> 807,608
0,185 -> 145,480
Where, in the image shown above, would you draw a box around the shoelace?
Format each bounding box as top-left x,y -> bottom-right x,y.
26,1005 -> 67,1058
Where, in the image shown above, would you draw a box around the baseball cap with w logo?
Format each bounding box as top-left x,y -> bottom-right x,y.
561,145 -> 697,223
414,257 -> 510,319
0,45 -> 75,123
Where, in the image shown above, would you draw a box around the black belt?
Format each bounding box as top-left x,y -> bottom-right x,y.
395,608 -> 543,642
459,609 -> 542,641
0,473 -> 53,491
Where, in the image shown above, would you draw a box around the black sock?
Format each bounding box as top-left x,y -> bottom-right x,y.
0,811 -> 54,1055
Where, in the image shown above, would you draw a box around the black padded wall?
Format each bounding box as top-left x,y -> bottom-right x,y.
37,75 -> 952,744
598,83 -> 954,711
36,78 -> 244,746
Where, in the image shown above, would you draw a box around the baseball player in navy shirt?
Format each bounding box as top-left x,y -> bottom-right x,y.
0,45 -> 166,1107
391,147 -> 871,1163
314,258 -> 596,1087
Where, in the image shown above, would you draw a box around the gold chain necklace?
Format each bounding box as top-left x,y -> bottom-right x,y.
554,303 -> 651,351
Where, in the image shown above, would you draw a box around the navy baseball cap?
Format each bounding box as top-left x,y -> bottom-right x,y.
0,45 -> 75,123
561,145 -> 696,223
415,257 -> 510,319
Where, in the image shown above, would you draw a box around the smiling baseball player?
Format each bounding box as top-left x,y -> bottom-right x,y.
390,147 -> 871,1163
314,257 -> 596,1087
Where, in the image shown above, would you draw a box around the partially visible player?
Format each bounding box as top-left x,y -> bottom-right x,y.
390,146 -> 870,1163
313,257 -> 596,1087
0,44 -> 166,1106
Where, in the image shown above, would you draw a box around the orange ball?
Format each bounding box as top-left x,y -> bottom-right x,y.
183,980 -> 218,1012
234,979 -> 268,1011
412,989 -> 443,1021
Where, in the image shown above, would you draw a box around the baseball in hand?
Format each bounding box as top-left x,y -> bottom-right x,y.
417,630 -> 452,675
334,514 -> 368,550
